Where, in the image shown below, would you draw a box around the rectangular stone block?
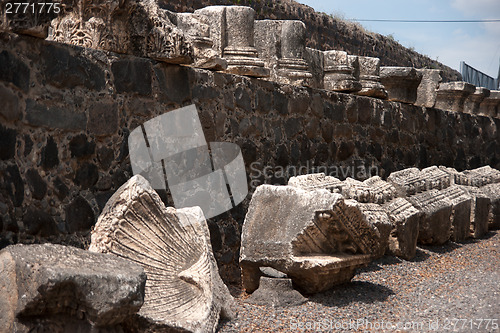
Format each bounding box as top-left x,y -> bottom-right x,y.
380,67 -> 422,104
305,47 -> 325,89
355,56 -> 387,99
356,203 -> 392,258
438,186 -> 472,242
407,189 -> 453,245
323,50 -> 361,92
435,81 -> 476,113
288,173 -> 343,193
415,69 -> 442,108
480,183 -> 500,230
421,166 -> 451,190
387,167 -> 426,197
479,90 -> 500,117
464,87 -> 490,114
363,176 -> 397,204
456,185 -> 490,238
382,197 -> 421,260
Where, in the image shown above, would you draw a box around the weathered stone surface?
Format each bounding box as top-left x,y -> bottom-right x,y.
240,185 -> 381,294
363,176 -> 397,204
343,178 -> 376,203
387,167 -> 426,197
356,203 -> 392,258
65,196 -> 95,233
0,83 -> 20,121
456,185 -> 490,239
323,50 -> 361,92
407,189 -> 453,245
41,136 -> 59,170
421,165 -> 451,191
305,47 -> 324,89
255,20 -> 312,86
0,50 -> 30,92
26,168 -> 46,200
435,81 -> 476,113
464,87 -> 490,115
22,206 -> 58,237
480,183 -> 500,230
112,59 -> 152,96
89,175 -> 234,333
0,243 -> 146,332
197,6 -> 268,77
88,102 -> 118,136
25,99 -> 87,131
69,134 -> 96,158
466,166 -> 500,185
415,69 -> 442,108
439,166 -> 469,186
382,198 -> 421,260
355,56 -> 387,99
288,172 -> 343,193
0,124 -> 16,160
478,90 -> 500,117
379,67 -> 422,104
48,0 -> 193,64
175,11 -> 227,70
438,186 -> 472,242
244,277 -> 307,307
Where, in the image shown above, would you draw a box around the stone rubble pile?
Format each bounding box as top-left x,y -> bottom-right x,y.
1,2 -> 498,117
241,164 -> 500,297
0,166 -> 498,330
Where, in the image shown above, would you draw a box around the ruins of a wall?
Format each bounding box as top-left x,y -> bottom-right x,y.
160,0 -> 462,82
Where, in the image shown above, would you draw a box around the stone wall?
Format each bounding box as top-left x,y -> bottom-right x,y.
160,0 -> 462,82
0,32 -> 498,285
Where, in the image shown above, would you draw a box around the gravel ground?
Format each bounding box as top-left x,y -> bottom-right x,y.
218,230 -> 500,332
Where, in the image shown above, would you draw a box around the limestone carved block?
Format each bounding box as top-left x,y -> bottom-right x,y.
415,69 -> 442,108
356,203 -> 392,258
438,186 -> 472,242
196,6 -> 269,77
0,243 -> 145,332
380,67 -> 423,104
240,185 -> 383,294
89,175 -> 234,333
480,183 -> 500,230
407,189 -> 453,245
435,81 -> 476,113
382,198 -> 421,260
363,175 -> 397,204
48,0 -> 193,64
421,165 -> 451,191
456,185 -> 490,239
255,20 -> 312,86
288,172 -> 343,193
387,167 -> 426,197
478,90 -> 500,117
464,87 -> 490,115
355,56 -> 388,99
323,50 -> 361,92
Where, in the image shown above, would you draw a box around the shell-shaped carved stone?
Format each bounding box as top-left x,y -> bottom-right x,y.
89,175 -> 234,333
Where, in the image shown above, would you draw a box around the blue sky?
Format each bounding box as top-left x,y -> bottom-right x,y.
297,0 -> 500,79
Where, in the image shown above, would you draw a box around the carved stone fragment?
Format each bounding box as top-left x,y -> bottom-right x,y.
356,203 -> 392,258
379,67 -> 423,104
407,189 -> 453,245
478,90 -> 500,117
304,47 -> 325,89
415,69 -> 442,108
434,81 -> 476,113
480,183 -> 500,230
240,185 -> 380,294
465,165 -> 500,185
343,177 -> 377,203
421,165 -> 451,191
323,50 -> 361,92
464,87 -> 490,115
382,198 -> 421,260
255,20 -> 312,86
438,166 -> 469,186
455,185 -> 490,238
48,0 -> 193,64
387,167 -> 426,197
355,56 -> 388,99
438,186 -> 472,242
363,176 -> 397,204
175,12 -> 227,70
288,172 -> 343,193
89,175 -> 234,333
0,243 -> 146,333
196,6 -> 268,77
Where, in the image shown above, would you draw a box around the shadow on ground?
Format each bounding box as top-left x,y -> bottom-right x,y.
307,281 -> 395,307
